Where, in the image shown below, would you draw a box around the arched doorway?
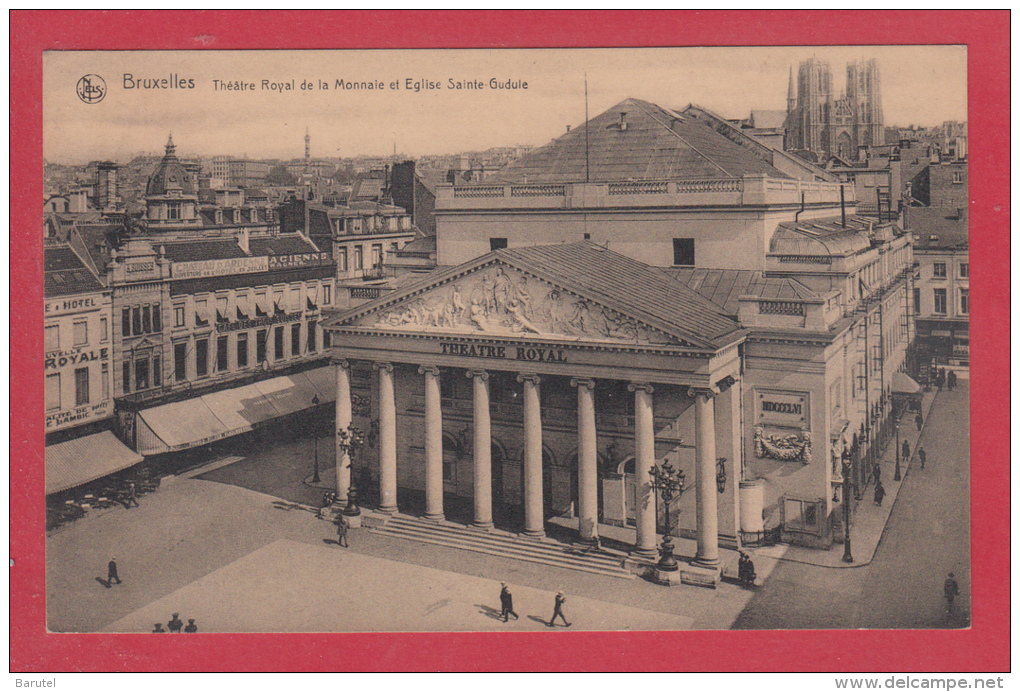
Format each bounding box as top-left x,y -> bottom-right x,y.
542,446 -> 576,518
836,130 -> 854,161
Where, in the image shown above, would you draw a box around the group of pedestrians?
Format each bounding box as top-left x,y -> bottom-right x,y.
152,612 -> 198,633
497,583 -> 571,627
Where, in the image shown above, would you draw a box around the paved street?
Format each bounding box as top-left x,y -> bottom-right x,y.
733,382 -> 970,629
47,383 -> 968,633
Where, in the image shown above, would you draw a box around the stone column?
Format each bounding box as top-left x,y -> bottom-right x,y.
694,388 -> 720,567
375,362 -> 398,514
467,370 -> 493,529
419,365 -> 444,521
334,358 -> 352,504
571,377 -> 598,542
629,382 -> 658,558
518,373 -> 544,537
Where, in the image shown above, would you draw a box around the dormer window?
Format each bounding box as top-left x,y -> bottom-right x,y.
215,209 -> 224,224
233,208 -> 242,224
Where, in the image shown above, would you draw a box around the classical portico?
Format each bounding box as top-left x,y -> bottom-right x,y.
323,242 -> 746,566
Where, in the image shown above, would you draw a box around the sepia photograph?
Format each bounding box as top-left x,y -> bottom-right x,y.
12,10 -> 1008,674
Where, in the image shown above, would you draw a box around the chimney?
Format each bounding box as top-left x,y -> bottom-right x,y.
237,227 -> 250,254
619,112 -> 628,131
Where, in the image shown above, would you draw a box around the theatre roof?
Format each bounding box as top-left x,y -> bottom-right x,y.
491,99 -> 792,184
328,241 -> 745,351
665,268 -> 817,314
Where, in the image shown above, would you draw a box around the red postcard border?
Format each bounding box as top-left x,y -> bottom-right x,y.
10,10 -> 1010,672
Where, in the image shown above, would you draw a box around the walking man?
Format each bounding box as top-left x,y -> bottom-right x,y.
499,583 -> 519,622
902,439 -> 911,462
107,558 -> 121,585
944,573 -> 961,613
873,480 -> 886,507
915,411 -> 924,432
548,591 -> 571,627
336,515 -> 349,548
918,447 -> 926,469
124,482 -> 140,508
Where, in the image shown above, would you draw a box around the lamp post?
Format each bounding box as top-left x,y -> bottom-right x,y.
337,423 -> 365,516
894,421 -> 902,482
841,453 -> 854,563
311,394 -> 321,484
648,459 -> 686,574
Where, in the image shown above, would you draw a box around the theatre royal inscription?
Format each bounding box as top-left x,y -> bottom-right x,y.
439,341 -> 568,363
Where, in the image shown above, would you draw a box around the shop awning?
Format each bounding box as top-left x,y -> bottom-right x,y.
46,431 -> 144,495
891,371 -> 922,396
134,366 -> 334,456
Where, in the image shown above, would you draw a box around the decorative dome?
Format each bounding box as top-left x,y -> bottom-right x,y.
145,134 -> 197,197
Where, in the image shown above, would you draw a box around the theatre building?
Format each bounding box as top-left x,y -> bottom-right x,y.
320,98 -> 915,557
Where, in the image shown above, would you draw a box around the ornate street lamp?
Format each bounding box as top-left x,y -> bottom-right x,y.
311,394 -> 321,484
337,423 -> 366,516
648,459 -> 686,574
841,452 -> 854,563
894,421 -> 902,482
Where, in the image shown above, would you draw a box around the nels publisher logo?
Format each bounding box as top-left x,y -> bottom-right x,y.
76,74 -> 106,104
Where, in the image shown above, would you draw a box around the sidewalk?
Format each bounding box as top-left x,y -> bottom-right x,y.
754,385 -> 943,568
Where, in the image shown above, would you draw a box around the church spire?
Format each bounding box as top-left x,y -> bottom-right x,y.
165,132 -> 176,157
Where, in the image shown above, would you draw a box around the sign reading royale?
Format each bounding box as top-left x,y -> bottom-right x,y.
45,346 -> 110,371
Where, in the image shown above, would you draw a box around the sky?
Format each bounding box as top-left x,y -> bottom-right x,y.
44,46 -> 967,165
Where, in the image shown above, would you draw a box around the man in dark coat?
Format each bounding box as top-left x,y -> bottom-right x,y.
874,481 -> 886,507
184,618 -> 198,633
902,439 -> 911,462
124,482 -> 140,508
918,447 -> 926,469
499,583 -> 519,622
107,558 -> 121,585
548,591 -> 571,627
915,412 -> 924,432
737,552 -> 757,587
944,573 -> 961,612
168,613 -> 184,633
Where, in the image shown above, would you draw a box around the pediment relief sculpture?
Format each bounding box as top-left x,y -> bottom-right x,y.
365,265 -> 674,345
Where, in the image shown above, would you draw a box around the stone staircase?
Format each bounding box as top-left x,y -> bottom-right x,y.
369,513 -> 635,580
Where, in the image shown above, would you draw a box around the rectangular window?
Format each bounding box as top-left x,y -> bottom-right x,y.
307,320 -> 317,353
167,202 -> 182,220
152,356 -> 161,388
871,344 -> 882,373
371,244 -> 383,267
122,361 -> 131,394
217,336 -> 229,372
322,284 -> 332,305
933,262 -> 947,279
913,288 -> 921,313
274,326 -> 284,360
174,305 -> 185,328
195,300 -> 209,326
195,338 -> 209,377
237,332 -> 249,368
353,246 -> 363,270
337,248 -> 348,272
122,307 -> 132,337
45,325 -> 59,352
959,289 -> 969,315
256,329 -> 268,363
141,305 -> 152,333
46,373 -> 61,411
255,292 -> 269,317
216,296 -> 230,323
135,358 -> 149,391
672,238 -> 695,266
132,306 -> 142,335
933,288 -> 947,314
73,319 -> 88,346
101,363 -> 109,400
174,342 -> 187,381
291,323 -> 301,357
952,170 -> 964,184
959,262 -> 969,278
489,237 -> 508,251
152,305 -> 161,332
100,317 -> 109,342
323,330 -> 331,348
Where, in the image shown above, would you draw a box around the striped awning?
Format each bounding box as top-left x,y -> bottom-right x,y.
46,431 -> 144,495
134,366 -> 336,456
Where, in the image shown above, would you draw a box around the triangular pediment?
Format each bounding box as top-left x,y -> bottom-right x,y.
341,261 -> 690,347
